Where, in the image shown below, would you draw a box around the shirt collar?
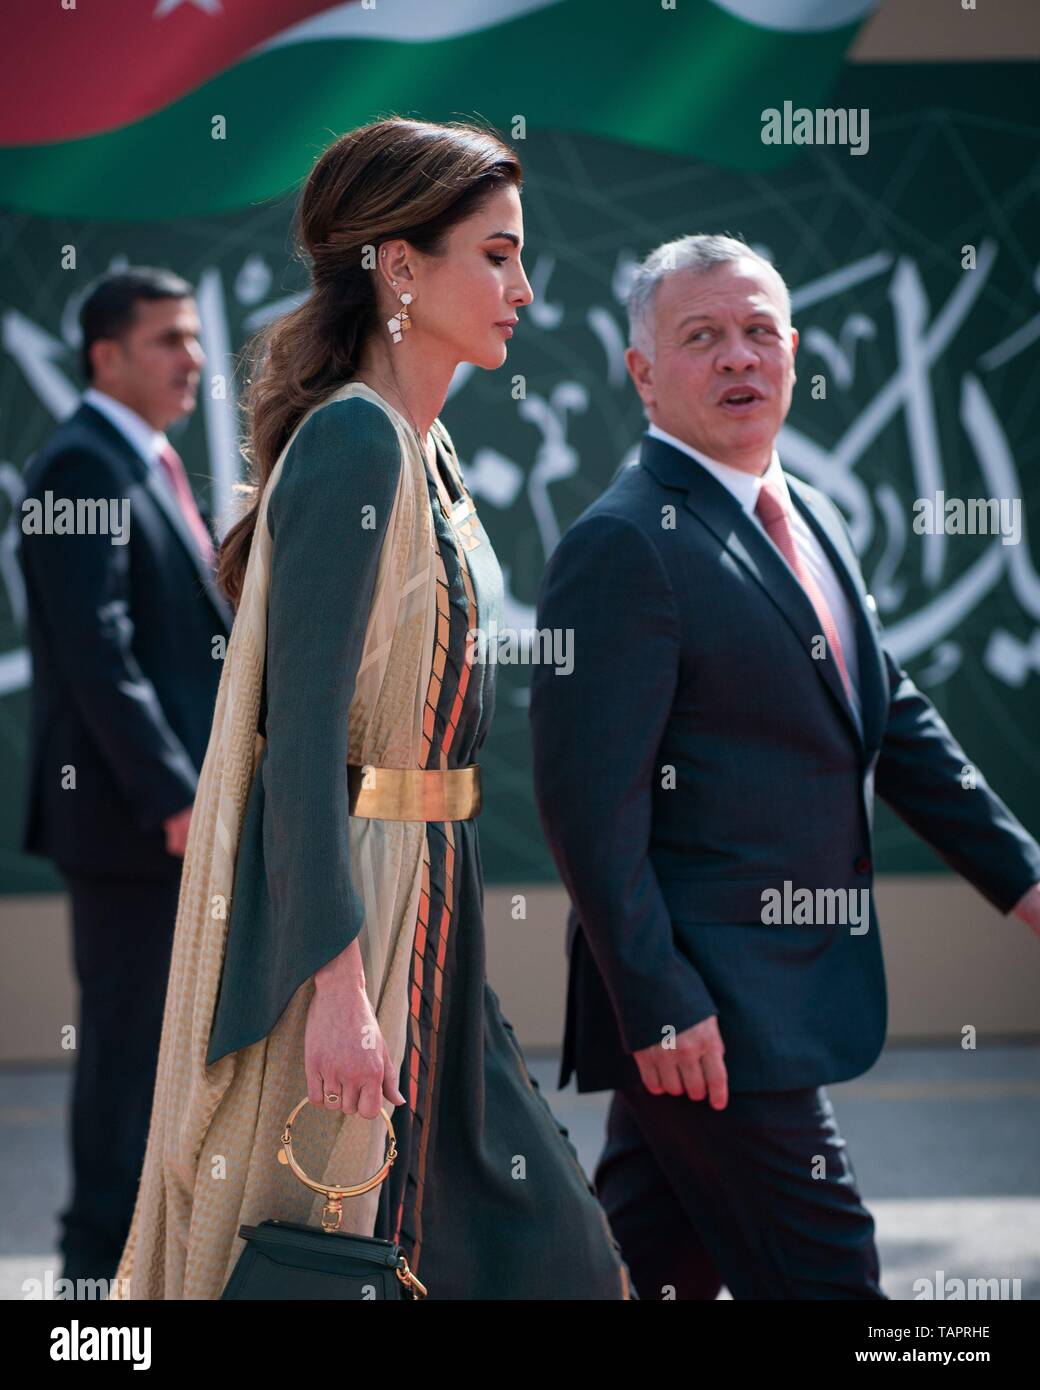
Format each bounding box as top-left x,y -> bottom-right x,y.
82,387 -> 168,471
646,421 -> 787,517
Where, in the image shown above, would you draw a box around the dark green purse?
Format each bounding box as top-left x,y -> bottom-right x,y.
221,1098 -> 427,1300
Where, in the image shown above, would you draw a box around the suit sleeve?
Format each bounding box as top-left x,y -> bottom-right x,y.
206,397 -> 401,1063
529,513 -> 718,1055
19,447 -> 199,828
874,641 -> 1040,914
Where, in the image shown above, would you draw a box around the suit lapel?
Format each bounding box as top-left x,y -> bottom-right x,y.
640,434 -> 870,751
786,477 -> 889,756
78,403 -> 233,631
142,465 -> 235,630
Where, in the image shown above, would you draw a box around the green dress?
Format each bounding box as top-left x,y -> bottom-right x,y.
205,395 -> 632,1299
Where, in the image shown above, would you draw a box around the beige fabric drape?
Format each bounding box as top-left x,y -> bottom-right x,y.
111,381 -> 457,1299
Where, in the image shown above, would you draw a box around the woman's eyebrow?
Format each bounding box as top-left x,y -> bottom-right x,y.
485,231 -> 521,248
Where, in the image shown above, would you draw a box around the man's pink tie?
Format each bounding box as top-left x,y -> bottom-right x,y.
754,480 -> 852,702
157,442 -> 216,572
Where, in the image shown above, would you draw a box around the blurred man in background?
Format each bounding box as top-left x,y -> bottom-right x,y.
18,267 -> 232,1283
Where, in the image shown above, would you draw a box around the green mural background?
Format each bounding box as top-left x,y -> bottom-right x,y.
2,62 -> 1038,893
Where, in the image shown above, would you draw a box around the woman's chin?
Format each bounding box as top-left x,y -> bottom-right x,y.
464,344 -> 509,371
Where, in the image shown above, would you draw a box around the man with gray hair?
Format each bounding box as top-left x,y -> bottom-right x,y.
529,233 -> 1040,1299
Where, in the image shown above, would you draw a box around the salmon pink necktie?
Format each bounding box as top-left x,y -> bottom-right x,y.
158,442 -> 216,572
754,480 -> 852,702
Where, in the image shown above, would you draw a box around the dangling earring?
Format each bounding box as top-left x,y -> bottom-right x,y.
387,279 -> 414,344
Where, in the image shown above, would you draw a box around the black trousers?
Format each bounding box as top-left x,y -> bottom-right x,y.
57,868 -> 180,1284
595,1082 -> 886,1300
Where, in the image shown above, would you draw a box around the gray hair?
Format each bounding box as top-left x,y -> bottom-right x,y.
626,234 -> 791,361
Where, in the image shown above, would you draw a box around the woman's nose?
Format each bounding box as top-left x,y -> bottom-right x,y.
513,269 -> 534,306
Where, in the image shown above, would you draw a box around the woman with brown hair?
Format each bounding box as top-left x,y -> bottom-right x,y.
110,116 -> 631,1299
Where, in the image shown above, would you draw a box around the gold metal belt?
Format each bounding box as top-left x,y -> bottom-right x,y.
347,763 -> 482,821
252,736 -> 481,821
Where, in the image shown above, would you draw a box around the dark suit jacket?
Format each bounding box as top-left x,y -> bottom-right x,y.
18,401 -> 233,878
529,432 -> 1040,1093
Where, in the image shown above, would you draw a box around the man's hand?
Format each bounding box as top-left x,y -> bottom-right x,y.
634,1015 -> 728,1109
163,804 -> 193,857
1011,882 -> 1040,939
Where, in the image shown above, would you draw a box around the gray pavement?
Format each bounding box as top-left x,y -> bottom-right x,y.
2,1042 -> 1038,1300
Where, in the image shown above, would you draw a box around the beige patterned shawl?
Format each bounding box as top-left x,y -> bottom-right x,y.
110,381 -> 457,1299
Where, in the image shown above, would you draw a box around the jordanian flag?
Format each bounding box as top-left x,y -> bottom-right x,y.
1,0 -> 878,220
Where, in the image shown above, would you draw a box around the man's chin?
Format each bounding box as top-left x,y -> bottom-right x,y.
719,420 -> 772,452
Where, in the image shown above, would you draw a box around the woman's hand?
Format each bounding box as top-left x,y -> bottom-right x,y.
304,938 -> 406,1119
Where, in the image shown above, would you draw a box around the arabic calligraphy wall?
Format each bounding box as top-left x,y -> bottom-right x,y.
1,62 -> 1037,894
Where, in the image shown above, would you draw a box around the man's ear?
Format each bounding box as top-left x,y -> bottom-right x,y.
790,325 -> 799,358
624,345 -> 654,409
88,337 -> 116,386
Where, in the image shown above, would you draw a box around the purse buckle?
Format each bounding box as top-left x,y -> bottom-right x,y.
395,1256 -> 429,1300
320,1194 -> 346,1232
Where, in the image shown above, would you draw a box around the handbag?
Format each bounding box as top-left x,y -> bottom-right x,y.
221,1097 -> 428,1300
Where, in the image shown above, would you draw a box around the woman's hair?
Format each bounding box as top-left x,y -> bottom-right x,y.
217,116 -> 523,607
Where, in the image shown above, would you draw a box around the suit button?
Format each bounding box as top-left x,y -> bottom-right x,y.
854,856 -> 872,874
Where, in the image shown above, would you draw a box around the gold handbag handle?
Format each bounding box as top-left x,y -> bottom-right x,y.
278,1097 -> 396,1228
276,1098 -> 427,1297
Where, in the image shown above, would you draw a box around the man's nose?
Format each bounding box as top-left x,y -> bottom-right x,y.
715,334 -> 759,371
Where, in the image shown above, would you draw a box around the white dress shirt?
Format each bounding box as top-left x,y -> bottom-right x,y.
83,387 -> 170,473
646,422 -> 862,728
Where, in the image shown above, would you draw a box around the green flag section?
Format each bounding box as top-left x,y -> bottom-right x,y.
0,0 -> 878,220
